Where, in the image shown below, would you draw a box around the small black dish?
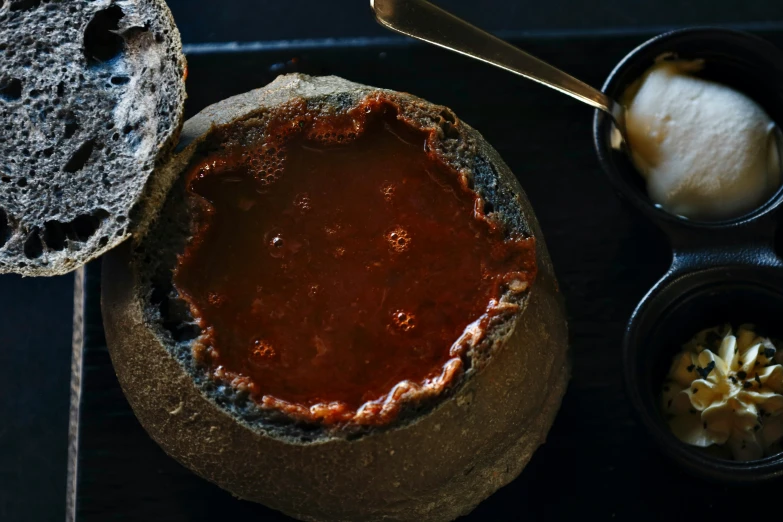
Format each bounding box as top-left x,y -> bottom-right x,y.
594,28 -> 783,240
626,265 -> 783,482
593,28 -> 783,482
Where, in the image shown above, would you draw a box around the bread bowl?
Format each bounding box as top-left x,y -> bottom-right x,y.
101,74 -> 569,521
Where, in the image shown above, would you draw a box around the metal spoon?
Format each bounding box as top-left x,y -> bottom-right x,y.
370,0 -> 627,137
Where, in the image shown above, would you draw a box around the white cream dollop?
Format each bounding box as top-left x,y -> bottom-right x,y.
662,324 -> 783,461
624,60 -> 781,221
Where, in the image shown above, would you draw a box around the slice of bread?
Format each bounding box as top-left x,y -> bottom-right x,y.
102,74 -> 570,521
0,0 -> 186,276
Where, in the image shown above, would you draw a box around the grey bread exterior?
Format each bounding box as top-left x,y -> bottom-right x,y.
0,0 -> 186,276
102,75 -> 569,521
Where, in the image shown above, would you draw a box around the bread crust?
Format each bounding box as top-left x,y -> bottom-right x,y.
102,74 -> 569,521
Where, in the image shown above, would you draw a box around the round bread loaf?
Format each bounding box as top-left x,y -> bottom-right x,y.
102,74 -> 569,521
0,0 -> 186,276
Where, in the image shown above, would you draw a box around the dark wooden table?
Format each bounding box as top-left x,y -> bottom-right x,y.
68,27 -> 783,521
6,2 -> 783,521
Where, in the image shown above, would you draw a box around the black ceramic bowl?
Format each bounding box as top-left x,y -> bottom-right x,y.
594,28 -> 783,234
627,265 -> 783,481
593,28 -> 783,482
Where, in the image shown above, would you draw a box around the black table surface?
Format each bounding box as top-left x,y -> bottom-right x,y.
69,27 -> 783,521
5,1 -> 783,521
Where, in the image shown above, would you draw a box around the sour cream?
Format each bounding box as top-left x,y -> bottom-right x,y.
624,60 -> 780,221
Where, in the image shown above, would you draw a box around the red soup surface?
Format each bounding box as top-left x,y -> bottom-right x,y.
173,99 -> 536,425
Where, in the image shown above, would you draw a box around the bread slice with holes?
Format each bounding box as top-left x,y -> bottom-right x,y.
0,0 -> 186,276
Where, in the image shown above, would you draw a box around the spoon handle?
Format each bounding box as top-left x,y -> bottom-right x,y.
371,0 -> 620,117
